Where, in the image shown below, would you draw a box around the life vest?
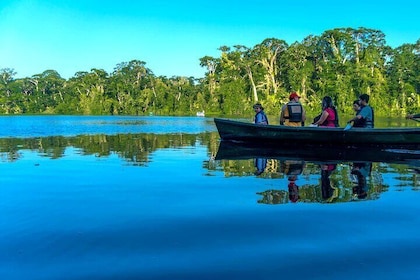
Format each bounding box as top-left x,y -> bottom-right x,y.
358,106 -> 374,128
281,160 -> 304,175
284,102 -> 303,123
254,111 -> 269,125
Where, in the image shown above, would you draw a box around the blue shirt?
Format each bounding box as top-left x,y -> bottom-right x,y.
358,105 -> 373,128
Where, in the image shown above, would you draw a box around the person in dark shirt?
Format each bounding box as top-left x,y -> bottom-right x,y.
347,94 -> 374,128
351,100 -> 365,128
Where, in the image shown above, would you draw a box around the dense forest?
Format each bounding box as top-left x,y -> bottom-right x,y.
1,27 -> 419,117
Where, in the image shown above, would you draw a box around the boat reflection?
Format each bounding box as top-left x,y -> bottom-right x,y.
216,141 -> 420,204
216,141 -> 420,165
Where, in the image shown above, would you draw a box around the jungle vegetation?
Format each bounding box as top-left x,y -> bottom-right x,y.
1,27 -> 419,117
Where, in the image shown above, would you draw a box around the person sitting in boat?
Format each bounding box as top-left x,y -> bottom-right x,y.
280,92 -> 306,126
347,94 -> 374,128
351,100 -> 365,128
312,96 -> 339,127
253,103 -> 269,125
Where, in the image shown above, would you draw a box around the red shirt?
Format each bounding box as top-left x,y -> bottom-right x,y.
321,108 -> 336,127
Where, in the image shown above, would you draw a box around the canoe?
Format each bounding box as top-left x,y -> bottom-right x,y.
215,140 -> 420,166
214,118 -> 420,148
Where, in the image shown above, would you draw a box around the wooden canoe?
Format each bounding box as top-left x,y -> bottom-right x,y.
214,118 -> 420,148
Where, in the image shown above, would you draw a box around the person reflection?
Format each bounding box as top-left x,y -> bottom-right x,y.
320,164 -> 337,201
282,160 -> 305,203
254,158 -> 267,176
288,175 -> 300,203
351,162 -> 372,199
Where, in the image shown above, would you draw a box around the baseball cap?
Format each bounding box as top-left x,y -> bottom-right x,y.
289,92 -> 300,100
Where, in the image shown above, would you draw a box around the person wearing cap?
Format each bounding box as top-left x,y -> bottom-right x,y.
288,176 -> 300,203
280,92 -> 306,126
253,103 -> 269,125
281,159 -> 305,203
347,94 -> 374,128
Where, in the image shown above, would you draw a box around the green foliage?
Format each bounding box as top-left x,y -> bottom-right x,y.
1,28 -> 419,117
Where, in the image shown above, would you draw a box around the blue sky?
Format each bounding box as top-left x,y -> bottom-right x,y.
1,0 -> 419,79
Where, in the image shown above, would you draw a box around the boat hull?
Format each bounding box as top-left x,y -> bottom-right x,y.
214,118 -> 420,148
215,140 -> 420,166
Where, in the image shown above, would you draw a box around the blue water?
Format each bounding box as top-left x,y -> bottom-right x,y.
0,116 -> 419,280
0,115 -> 217,138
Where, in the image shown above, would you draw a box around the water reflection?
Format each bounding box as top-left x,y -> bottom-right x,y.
320,163 -> 338,201
1,116 -> 419,280
254,158 -> 267,176
1,131 -> 418,205
217,141 -> 419,204
350,162 -> 372,199
256,161 -> 380,204
283,160 -> 305,203
0,132 -> 220,166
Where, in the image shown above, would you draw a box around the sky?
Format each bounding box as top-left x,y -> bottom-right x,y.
1,0 -> 419,80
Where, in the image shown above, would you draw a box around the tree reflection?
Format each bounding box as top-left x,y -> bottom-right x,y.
0,132 -> 221,166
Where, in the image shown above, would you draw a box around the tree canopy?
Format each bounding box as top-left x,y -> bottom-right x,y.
1,28 -> 419,117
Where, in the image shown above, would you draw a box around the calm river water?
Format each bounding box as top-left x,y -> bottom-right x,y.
0,116 -> 419,280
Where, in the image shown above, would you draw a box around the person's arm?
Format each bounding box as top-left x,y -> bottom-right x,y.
348,113 -> 362,123
313,110 -> 329,126
262,114 -> 268,125
301,107 -> 306,126
280,106 -> 285,125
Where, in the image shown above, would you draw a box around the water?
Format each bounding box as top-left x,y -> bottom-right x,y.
0,116 -> 419,280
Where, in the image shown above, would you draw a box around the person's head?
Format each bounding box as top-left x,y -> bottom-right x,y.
322,96 -> 333,110
353,100 -> 361,112
253,103 -> 263,111
289,92 -> 300,101
359,94 -> 369,105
